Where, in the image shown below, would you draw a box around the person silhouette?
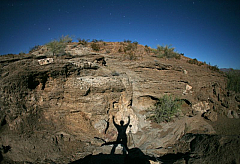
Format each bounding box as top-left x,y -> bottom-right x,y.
111,115 -> 130,154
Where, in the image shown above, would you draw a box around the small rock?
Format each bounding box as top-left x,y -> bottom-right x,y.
186,84 -> 192,91
38,58 -> 53,65
192,101 -> 210,114
150,160 -> 160,164
183,69 -> 188,74
227,110 -> 239,119
203,110 -> 218,122
232,110 -> 239,119
227,110 -> 234,118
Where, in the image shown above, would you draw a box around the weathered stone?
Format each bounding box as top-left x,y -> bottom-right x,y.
38,58 -> 54,65
203,110 -> 218,122
192,101 -> 210,114
94,119 -> 108,134
232,110 -> 239,119
150,160 -> 160,164
226,110 -> 239,119
0,42 -> 237,163
183,84 -> 193,95
183,69 -> 188,74
227,110 -> 234,118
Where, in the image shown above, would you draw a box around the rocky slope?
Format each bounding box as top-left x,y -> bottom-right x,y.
0,42 -> 239,163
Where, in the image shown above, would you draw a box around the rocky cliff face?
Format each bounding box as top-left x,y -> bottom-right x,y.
0,42 -> 239,163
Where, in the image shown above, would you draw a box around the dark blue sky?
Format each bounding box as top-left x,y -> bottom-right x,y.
1,0 -> 239,69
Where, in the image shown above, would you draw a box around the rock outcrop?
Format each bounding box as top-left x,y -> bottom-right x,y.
0,42 -> 239,163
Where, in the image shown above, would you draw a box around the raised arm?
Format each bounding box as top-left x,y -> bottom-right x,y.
126,116 -> 130,126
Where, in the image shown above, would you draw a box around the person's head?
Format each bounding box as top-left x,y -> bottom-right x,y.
120,120 -> 124,126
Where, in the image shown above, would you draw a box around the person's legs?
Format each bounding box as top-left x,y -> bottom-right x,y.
122,144 -> 127,155
111,144 -> 117,154
111,137 -> 121,154
121,137 -> 129,154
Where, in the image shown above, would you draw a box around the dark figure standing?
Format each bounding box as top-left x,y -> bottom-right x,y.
111,115 -> 130,154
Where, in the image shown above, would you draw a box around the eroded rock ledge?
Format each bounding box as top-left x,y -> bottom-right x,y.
0,42 -> 239,163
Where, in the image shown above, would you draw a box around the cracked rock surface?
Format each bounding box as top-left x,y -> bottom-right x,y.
0,42 -> 239,163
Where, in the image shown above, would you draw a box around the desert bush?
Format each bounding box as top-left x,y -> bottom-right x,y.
118,47 -> 123,53
59,35 -> 72,43
188,58 -> 198,65
124,39 -> 132,43
127,51 -> 137,60
174,55 -> 181,59
77,38 -> 89,46
187,58 -> 204,66
92,39 -> 98,43
124,42 -> 137,52
46,35 -> 72,56
120,41 -> 139,60
145,45 -> 151,53
208,65 -> 220,72
46,40 -> 64,56
147,94 -> 182,123
29,45 -> 41,53
1,53 -> 16,57
91,43 -> 100,51
226,69 -> 240,93
152,44 -> 180,59
19,51 -> 26,56
133,41 -> 138,45
124,44 -> 132,51
91,39 -> 103,43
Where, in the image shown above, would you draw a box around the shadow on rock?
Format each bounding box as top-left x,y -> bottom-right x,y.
158,152 -> 191,164
69,147 -> 155,164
